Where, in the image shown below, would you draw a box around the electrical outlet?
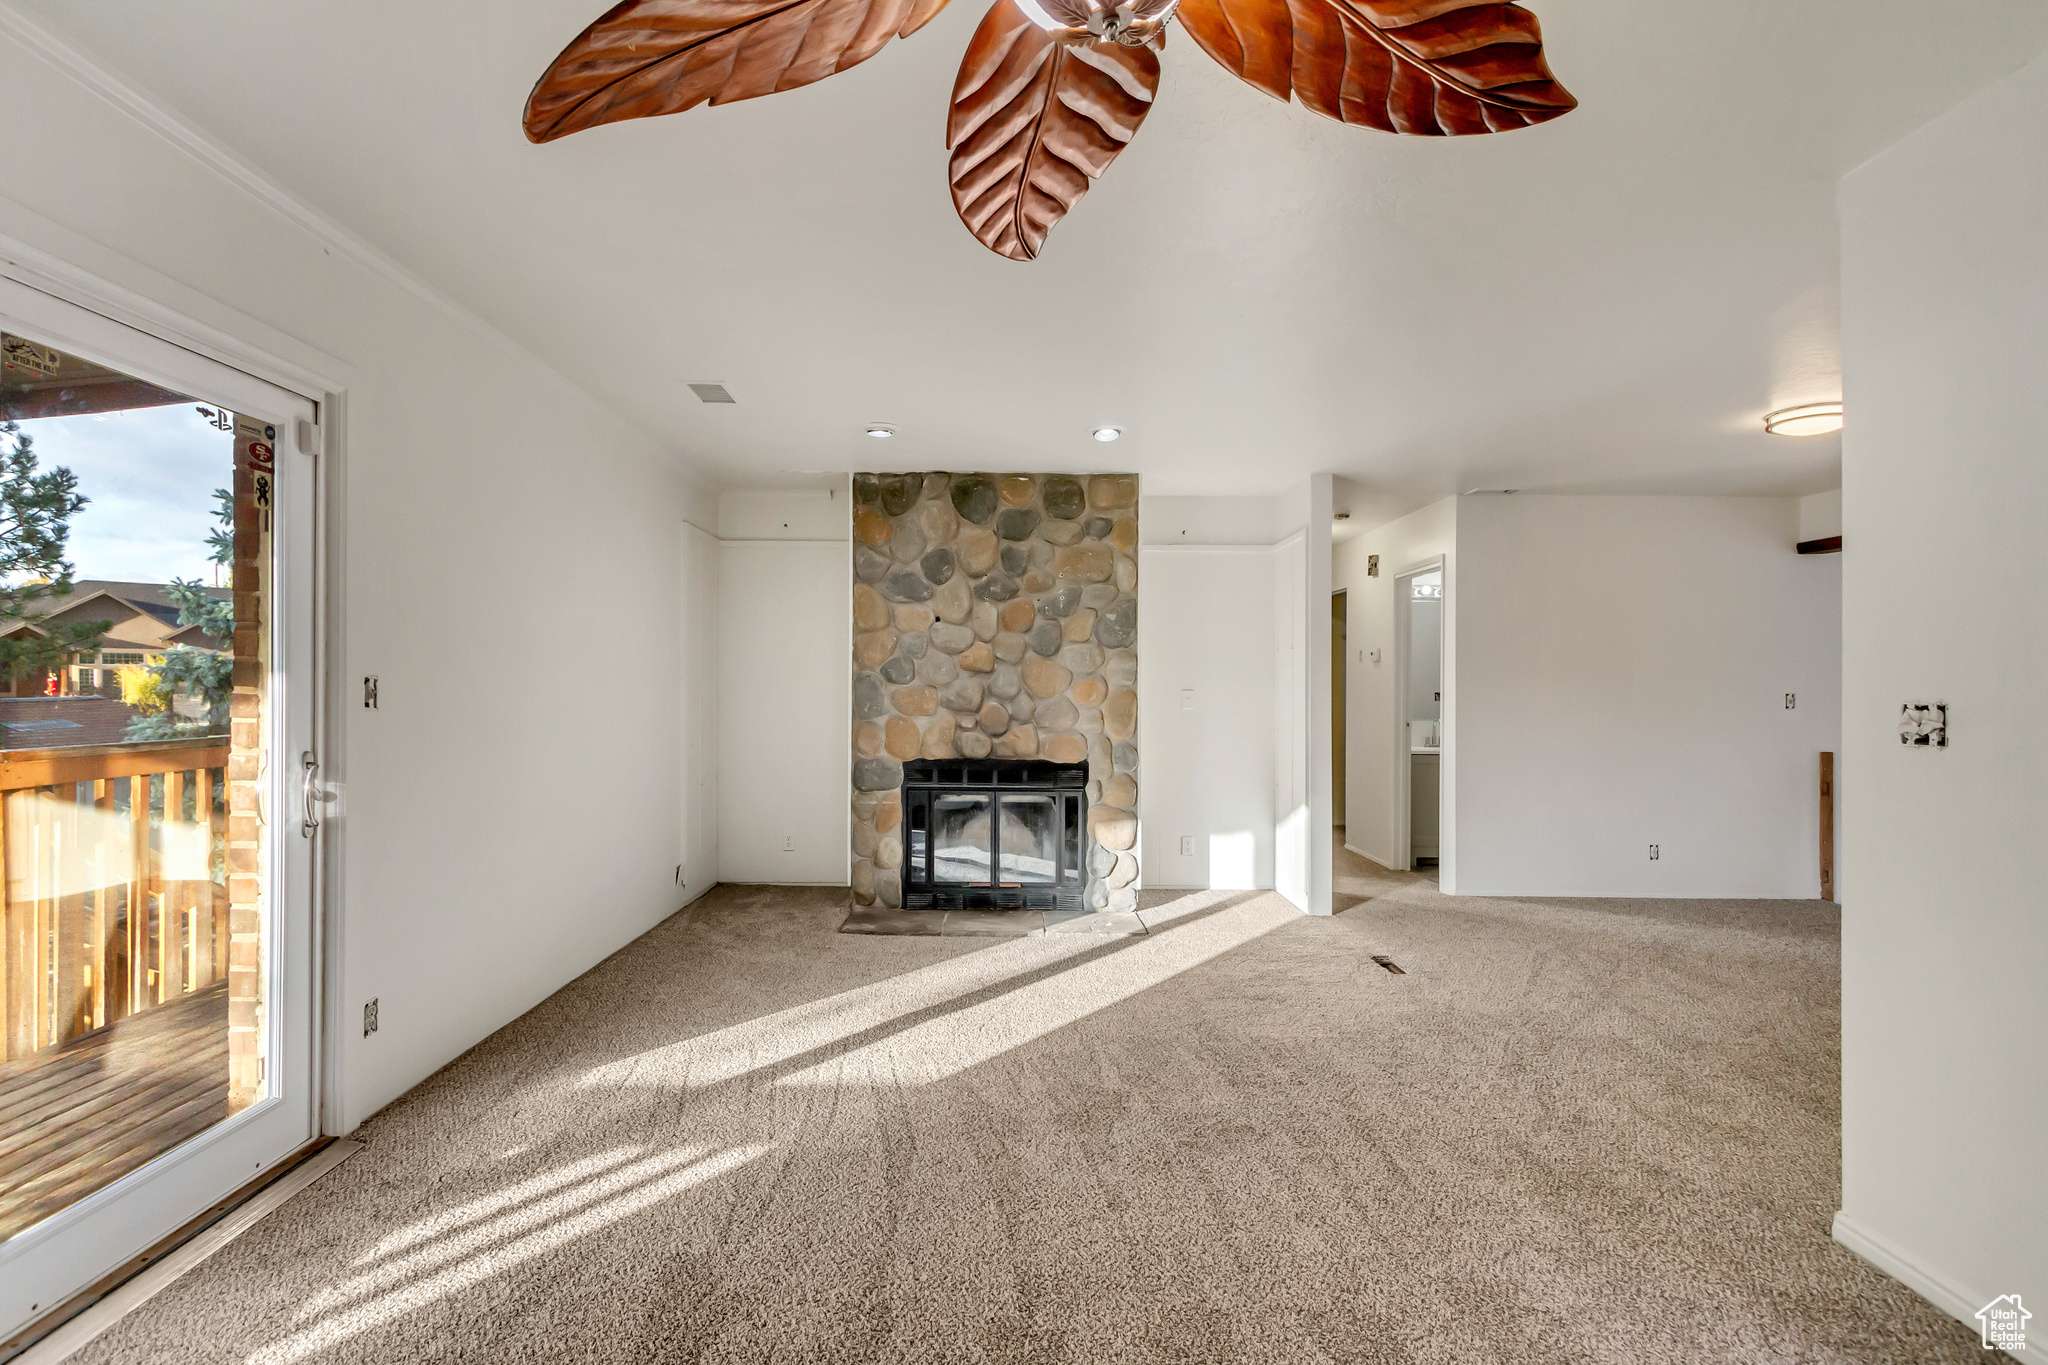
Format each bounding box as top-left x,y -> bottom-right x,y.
363,998 -> 379,1036
782,833 -> 794,852
1180,835 -> 1194,855
1649,844 -> 1660,861
363,675 -> 379,709
1785,693 -> 1796,709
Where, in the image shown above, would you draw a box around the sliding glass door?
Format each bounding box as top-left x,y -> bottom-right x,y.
0,276 -> 319,1338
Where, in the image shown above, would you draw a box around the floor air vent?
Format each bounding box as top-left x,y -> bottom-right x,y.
1371,955 -> 1406,975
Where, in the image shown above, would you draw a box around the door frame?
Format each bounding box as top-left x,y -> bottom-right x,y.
0,239 -> 348,1332
1331,589 -> 1347,833
1392,557 -> 1444,875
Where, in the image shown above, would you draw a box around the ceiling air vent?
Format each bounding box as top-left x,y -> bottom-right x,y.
688,383 -> 736,404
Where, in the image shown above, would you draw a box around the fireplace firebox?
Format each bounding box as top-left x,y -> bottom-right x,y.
902,759 -> 1087,912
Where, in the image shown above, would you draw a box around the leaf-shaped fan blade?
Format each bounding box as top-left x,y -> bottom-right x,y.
1175,0 -> 1574,135
946,0 -> 1160,261
526,0 -> 954,143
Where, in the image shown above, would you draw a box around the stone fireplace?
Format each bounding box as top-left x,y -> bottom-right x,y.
849,473 -> 1139,915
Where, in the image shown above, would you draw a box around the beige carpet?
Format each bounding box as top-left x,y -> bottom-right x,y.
73,850 -> 1990,1364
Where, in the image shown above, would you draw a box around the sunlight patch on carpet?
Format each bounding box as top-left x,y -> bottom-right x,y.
250,1145 -> 767,1363
777,893 -> 1300,1086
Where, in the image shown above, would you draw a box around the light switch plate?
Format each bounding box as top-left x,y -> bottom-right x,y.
1180,688 -> 1195,709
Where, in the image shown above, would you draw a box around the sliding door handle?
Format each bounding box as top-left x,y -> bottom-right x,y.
301,751 -> 320,837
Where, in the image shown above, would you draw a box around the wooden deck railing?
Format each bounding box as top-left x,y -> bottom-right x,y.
0,739 -> 229,1062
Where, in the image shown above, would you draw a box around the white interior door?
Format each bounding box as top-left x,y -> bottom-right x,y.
0,275 -> 320,1337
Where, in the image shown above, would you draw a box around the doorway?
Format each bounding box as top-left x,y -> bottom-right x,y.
1396,565 -> 1443,873
0,277 -> 322,1338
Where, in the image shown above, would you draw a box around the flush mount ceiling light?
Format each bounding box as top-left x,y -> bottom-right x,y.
1092,426 -> 1122,442
865,424 -> 896,438
1764,402 -> 1844,437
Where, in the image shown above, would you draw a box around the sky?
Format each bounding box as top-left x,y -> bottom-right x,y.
11,403 -> 232,585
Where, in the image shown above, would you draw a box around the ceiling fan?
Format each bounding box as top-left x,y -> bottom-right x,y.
524,0 -> 1575,262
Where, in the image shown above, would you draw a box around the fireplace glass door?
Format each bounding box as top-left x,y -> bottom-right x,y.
900,760 -> 1085,911
996,795 -> 1058,886
931,794 -> 993,886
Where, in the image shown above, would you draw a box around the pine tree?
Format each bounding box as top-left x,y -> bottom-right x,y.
205,488 -> 234,573
0,420 -> 108,685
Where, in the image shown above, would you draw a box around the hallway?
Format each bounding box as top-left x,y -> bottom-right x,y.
77,879 -> 1978,1364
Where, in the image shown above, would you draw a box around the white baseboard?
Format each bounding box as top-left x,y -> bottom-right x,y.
1832,1210 -> 2046,1363
1342,841 -> 1401,872
20,1140 -> 362,1364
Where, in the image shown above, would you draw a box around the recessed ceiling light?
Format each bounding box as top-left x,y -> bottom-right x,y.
1763,402 -> 1843,437
1092,426 -> 1121,442
865,424 -> 895,438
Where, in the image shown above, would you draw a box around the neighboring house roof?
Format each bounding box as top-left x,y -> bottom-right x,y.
10,581 -> 230,654
0,696 -> 156,749
31,581 -> 229,620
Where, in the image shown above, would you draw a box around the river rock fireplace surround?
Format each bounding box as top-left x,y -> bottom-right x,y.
848,472 -> 1140,918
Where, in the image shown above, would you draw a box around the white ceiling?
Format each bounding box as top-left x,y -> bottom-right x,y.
32,1 -> 2048,501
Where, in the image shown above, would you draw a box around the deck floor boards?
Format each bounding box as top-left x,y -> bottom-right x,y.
0,982 -> 228,1241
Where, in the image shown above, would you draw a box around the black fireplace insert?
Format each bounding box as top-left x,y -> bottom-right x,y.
902,759 -> 1087,911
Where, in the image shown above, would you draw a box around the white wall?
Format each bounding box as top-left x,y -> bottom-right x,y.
0,25 -> 714,1140
681,525 -> 721,903
1333,498 -> 1457,884
715,488 -> 850,884
1269,477 -> 1336,913
1142,494 -> 1287,546
1798,488 -> 1842,542
718,486 -> 850,540
1302,477 -> 1333,916
1834,52 -> 2048,1356
1454,494 -> 1841,898
1138,546 -> 1277,890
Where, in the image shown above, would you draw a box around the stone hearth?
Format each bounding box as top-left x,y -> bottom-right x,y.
848,472 -> 1140,915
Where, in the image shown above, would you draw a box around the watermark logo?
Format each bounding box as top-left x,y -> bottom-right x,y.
1976,1294 -> 2030,1353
